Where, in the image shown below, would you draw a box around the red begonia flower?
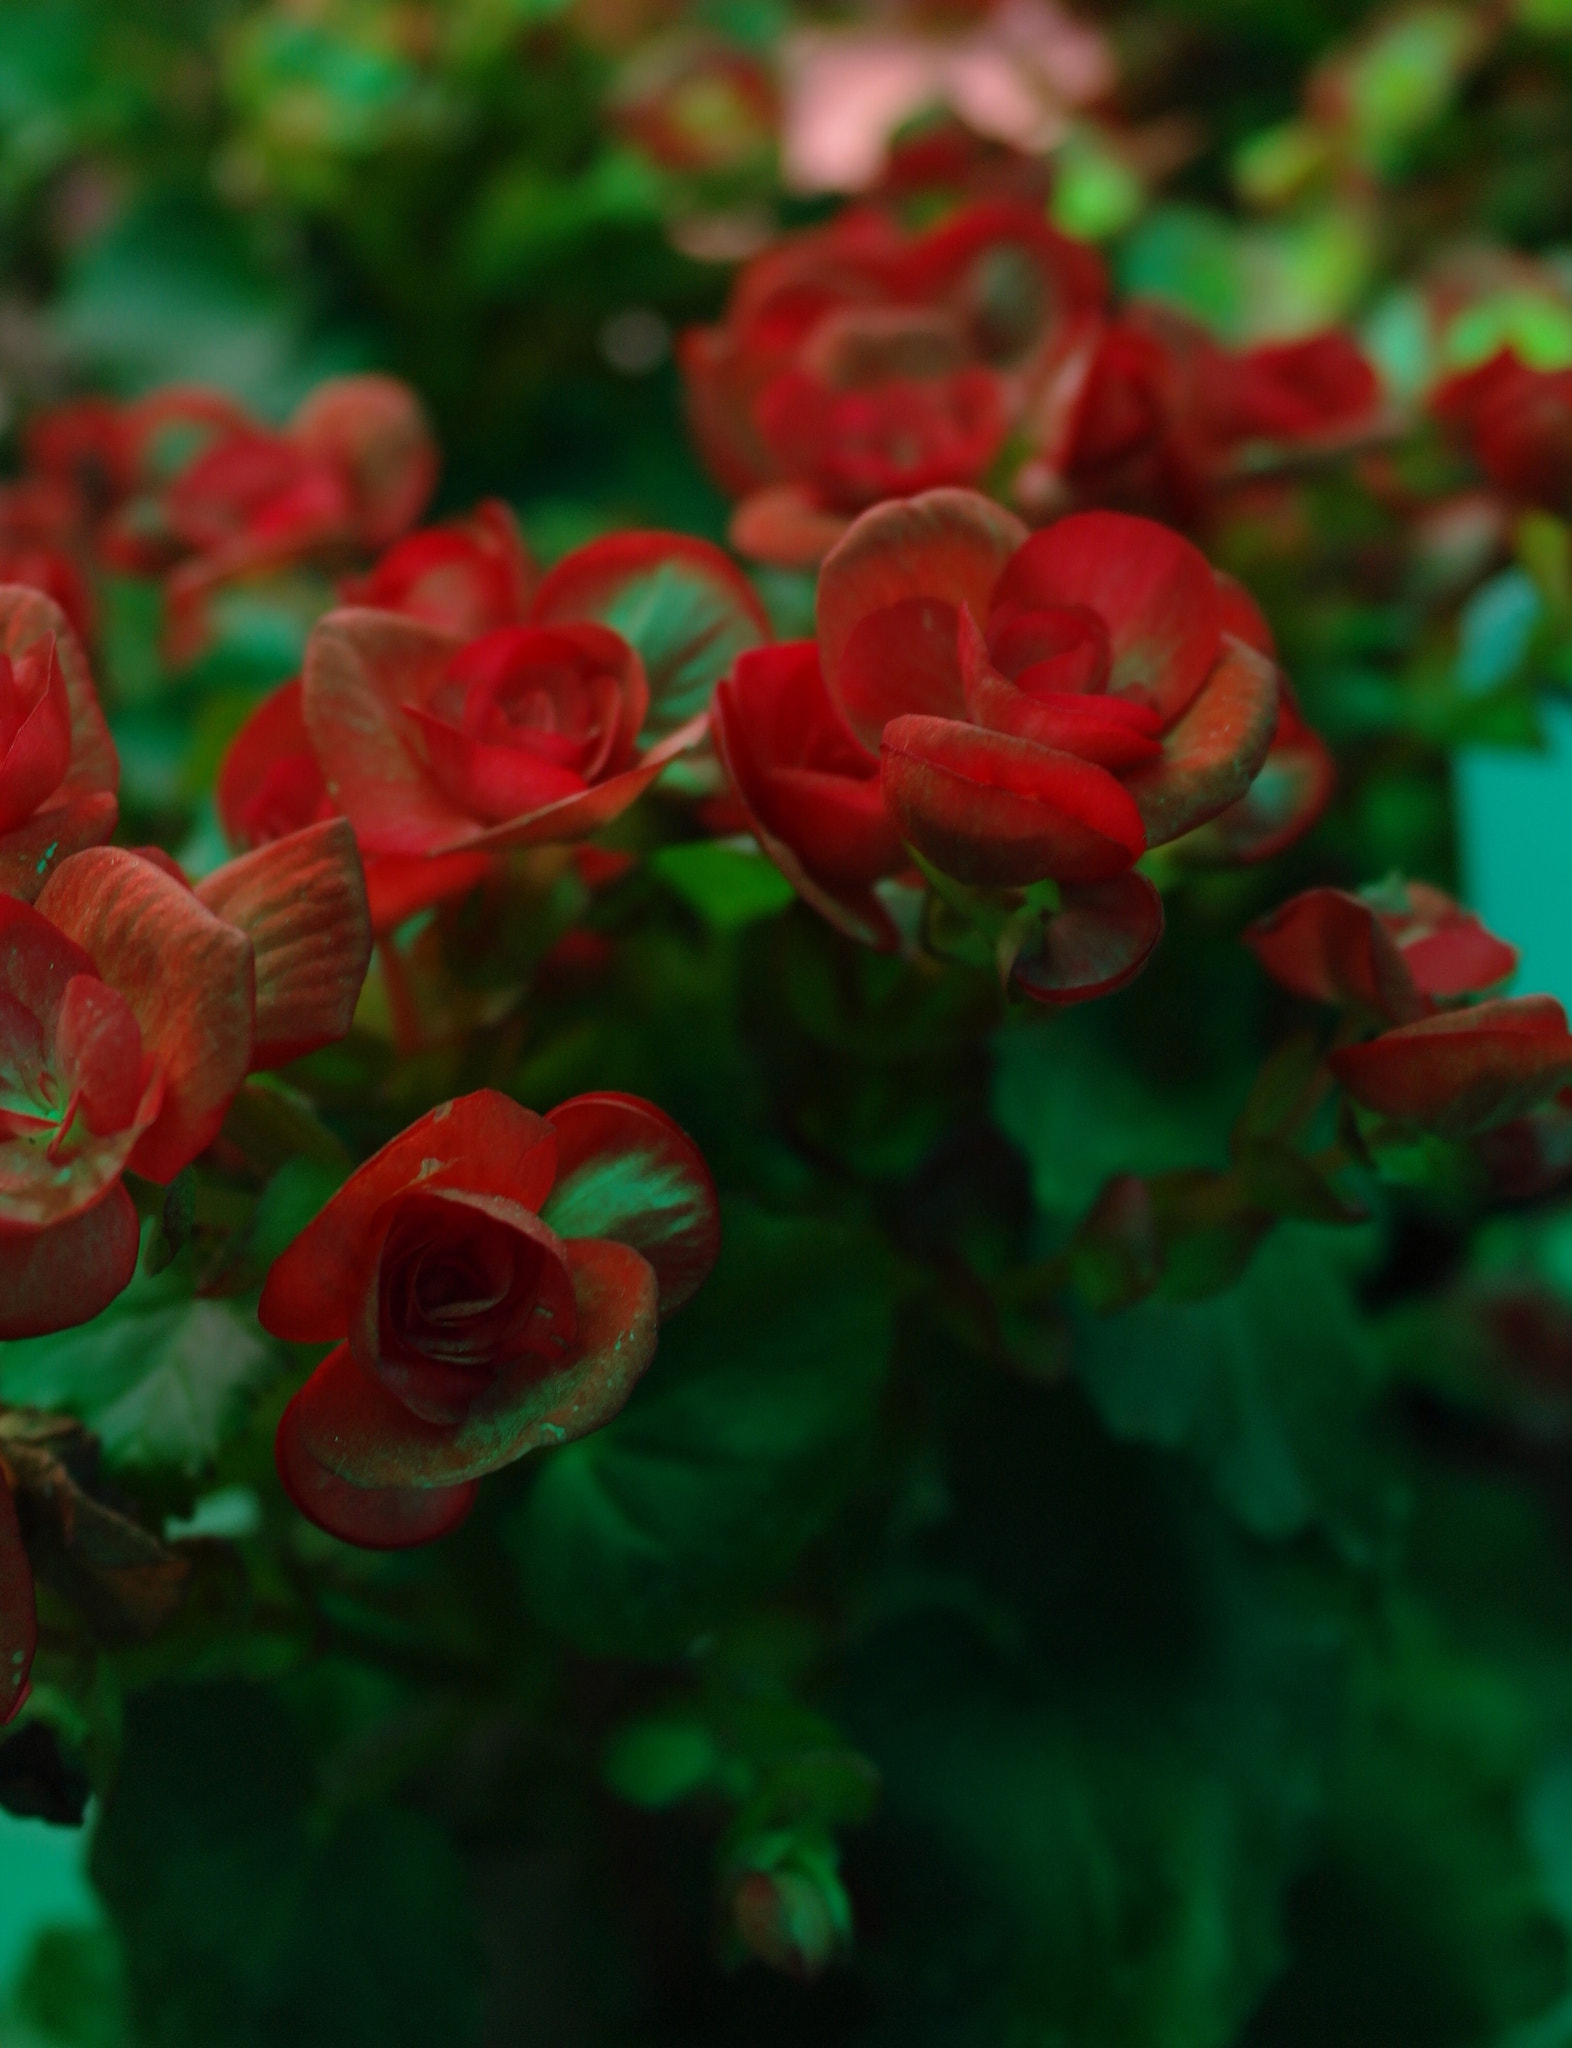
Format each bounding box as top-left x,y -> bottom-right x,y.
711,641 -> 908,949
1330,997 -> 1572,1140
89,378 -> 436,664
528,529 -> 771,741
1432,349 -> 1572,518
1245,880 -> 1518,1027
0,589 -> 118,902
0,829 -> 371,1337
262,1089 -> 719,1548
611,36 -> 778,175
216,678 -> 495,936
814,489 -> 1280,891
303,545 -> 720,863
0,1467 -> 35,1724
340,500 -> 537,638
682,201 -> 1106,564
1197,332 -> 1382,448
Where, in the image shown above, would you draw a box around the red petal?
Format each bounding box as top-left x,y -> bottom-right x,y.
364,848 -> 496,935
0,1471 -> 36,1723
1121,635 -> 1280,847
302,608 -> 472,856
817,489 -> 1027,744
195,818 -> 372,1067
1395,884 -> 1519,999
1331,997 -> 1572,1137
542,1091 -> 720,1313
835,595 -> 970,748
405,705 -> 590,819
0,1181 -> 140,1340
1185,689 -> 1333,865
711,680 -> 899,950
455,713 -> 709,854
0,892 -> 97,1030
54,975 -> 144,1133
37,848 -> 255,1183
285,1236 -> 660,1486
730,485 -> 852,567
0,585 -> 116,803
287,375 -> 437,548
0,791 -> 119,903
1244,888 -> 1424,1023
215,679 -> 331,849
881,712 -> 1145,887
990,512 -> 1223,725
958,605 -> 1162,768
1011,872 -> 1166,1006
0,639 -> 71,833
275,1399 -> 479,1549
259,1091 -> 559,1343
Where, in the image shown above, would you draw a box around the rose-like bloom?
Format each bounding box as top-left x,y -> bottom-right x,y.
261,1089 -> 719,1548
1432,349 -> 1572,518
339,499 -> 537,638
57,378 -> 437,663
0,588 -> 118,901
1246,879 -> 1572,1138
300,533 -> 756,868
711,641 -> 909,948
611,33 -> 779,175
216,680 -> 495,936
813,489 -> 1282,890
0,825 -> 371,1338
1245,879 -> 1519,1027
681,201 -> 1106,565
1026,313 -> 1382,528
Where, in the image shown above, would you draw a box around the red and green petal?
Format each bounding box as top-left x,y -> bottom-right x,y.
288,374 -> 438,550
1180,690 -> 1333,865
259,1090 -> 559,1344
0,1468 -> 36,1722
275,1408 -> 480,1549
37,848 -> 255,1184
283,1236 -> 660,1487
1010,872 -> 1166,1007
0,1181 -> 141,1340
1244,888 -> 1426,1024
0,792 -> 120,904
990,512 -> 1223,725
302,608 -> 471,857
881,713 -> 1146,888
1120,636 -> 1281,848
529,529 -> 771,737
195,818 -> 372,1068
1330,997 -> 1572,1138
541,1091 -> 720,1313
817,489 -> 1028,743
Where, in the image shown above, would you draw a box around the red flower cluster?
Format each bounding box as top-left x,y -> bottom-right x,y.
27,376 -> 438,662
683,203 -> 1382,561
262,1089 -> 719,1548
715,488 -> 1323,1000
1431,348 -> 1572,518
1246,880 -> 1572,1142
218,522 -> 767,934
1027,312 -> 1382,529
682,202 -> 1107,564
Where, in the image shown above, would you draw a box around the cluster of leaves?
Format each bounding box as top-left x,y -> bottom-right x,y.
6,2 -> 1572,2047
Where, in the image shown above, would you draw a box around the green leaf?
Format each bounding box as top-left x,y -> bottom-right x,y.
1074,1225 -> 1400,1556
516,1202 -> 898,1656
651,841 -> 797,930
91,1683 -> 483,2048
0,1263 -> 278,1479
